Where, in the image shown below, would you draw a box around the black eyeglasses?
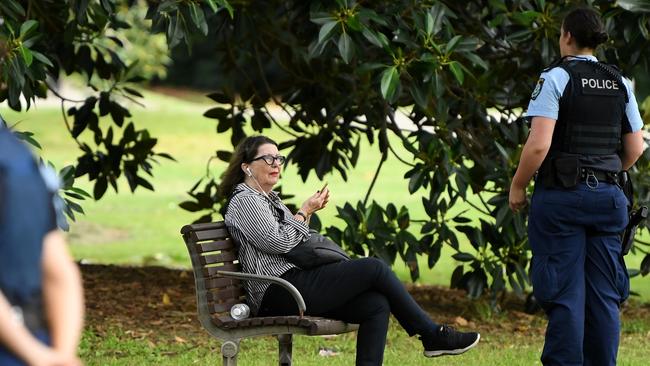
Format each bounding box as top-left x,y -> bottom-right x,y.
251,154 -> 286,166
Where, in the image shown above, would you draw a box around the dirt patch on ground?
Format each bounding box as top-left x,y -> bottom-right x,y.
81,264 -> 650,344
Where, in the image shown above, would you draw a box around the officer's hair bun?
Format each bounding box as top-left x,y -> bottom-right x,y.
593,31 -> 608,45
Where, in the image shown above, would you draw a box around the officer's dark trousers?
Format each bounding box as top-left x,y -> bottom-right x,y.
529,182 -> 630,366
258,257 -> 439,366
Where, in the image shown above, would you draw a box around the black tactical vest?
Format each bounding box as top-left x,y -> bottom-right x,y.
543,58 -> 628,173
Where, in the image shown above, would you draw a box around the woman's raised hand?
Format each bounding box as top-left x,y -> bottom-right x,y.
300,187 -> 330,216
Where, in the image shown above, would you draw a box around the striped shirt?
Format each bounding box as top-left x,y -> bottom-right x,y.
224,183 -> 310,315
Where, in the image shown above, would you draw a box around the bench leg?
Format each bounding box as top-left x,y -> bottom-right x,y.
277,334 -> 293,366
221,340 -> 240,366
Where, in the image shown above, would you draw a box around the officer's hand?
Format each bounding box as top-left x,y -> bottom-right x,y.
509,184 -> 528,212
25,344 -> 78,366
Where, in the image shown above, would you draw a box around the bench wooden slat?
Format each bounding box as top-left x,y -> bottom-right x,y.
186,221 -> 226,231
213,314 -> 234,327
197,239 -> 234,253
249,317 -> 263,326
207,287 -> 245,303
204,277 -> 241,290
200,251 -> 237,265
192,228 -> 229,242
210,299 -> 244,314
202,263 -> 240,277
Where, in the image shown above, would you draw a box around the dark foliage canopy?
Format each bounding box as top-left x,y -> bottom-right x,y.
2,0 -> 650,301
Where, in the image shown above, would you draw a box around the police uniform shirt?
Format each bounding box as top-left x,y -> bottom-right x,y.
526,54 -> 643,133
0,122 -> 58,306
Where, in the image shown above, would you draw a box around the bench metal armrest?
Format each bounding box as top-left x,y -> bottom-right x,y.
217,270 -> 306,317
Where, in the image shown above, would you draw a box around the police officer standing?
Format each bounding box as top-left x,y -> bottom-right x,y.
509,7 -> 644,366
0,116 -> 85,366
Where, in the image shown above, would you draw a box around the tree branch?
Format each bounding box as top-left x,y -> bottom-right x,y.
363,150 -> 387,206
60,99 -> 84,149
253,44 -> 300,138
46,81 -> 86,103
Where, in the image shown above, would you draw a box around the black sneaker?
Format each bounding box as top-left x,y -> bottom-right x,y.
420,325 -> 480,357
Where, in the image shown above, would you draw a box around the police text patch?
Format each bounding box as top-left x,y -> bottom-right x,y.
579,73 -> 622,97
531,78 -> 544,100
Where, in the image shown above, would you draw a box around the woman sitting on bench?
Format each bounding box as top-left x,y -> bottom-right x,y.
222,135 -> 480,365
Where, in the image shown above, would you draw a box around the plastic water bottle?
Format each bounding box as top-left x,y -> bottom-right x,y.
230,303 -> 250,320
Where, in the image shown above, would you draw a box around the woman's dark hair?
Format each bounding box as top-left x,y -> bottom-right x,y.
219,135 -> 278,197
562,7 -> 608,49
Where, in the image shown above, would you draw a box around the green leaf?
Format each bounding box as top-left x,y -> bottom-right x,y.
179,201 -> 204,212
511,11 -> 541,26
318,21 -> 339,44
19,20 -> 39,39
425,12 -> 435,36
639,16 -> 650,39
410,84 -> 428,109
13,131 -> 42,149
346,14 -> 362,31
361,27 -> 389,48
19,46 -> 33,67
494,141 -> 510,161
445,35 -> 463,54
452,252 -> 475,262
462,52 -> 488,70
448,61 -> 464,84
31,50 -> 54,67
428,3 -> 446,35
93,178 -> 108,200
189,2 -> 208,35
0,0 -> 26,19
380,66 -> 399,100
432,71 -> 444,98
489,0 -> 508,11
641,254 -> 650,276
124,87 -> 144,98
357,8 -> 388,26
337,32 -> 353,63
204,0 -> 219,12
311,12 -> 336,25
454,36 -> 480,53
68,187 -> 91,198
617,0 -> 650,13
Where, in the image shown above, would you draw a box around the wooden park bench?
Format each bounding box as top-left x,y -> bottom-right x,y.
181,221 -> 359,366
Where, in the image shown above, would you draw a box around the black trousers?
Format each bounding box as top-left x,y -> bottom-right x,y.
258,257 -> 438,366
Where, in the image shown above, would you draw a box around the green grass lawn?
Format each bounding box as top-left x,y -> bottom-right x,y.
3,91 -> 650,301
78,316 -> 650,366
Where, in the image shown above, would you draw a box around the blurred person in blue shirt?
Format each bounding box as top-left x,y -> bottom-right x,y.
0,115 -> 84,366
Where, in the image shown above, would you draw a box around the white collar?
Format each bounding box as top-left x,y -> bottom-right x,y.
568,54 -> 598,62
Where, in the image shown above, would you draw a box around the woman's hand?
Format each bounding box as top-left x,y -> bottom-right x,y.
509,183 -> 527,212
300,188 -> 330,216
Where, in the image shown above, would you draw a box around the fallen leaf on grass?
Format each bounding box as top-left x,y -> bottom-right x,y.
319,334 -> 339,339
453,316 -> 469,326
318,347 -> 340,357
